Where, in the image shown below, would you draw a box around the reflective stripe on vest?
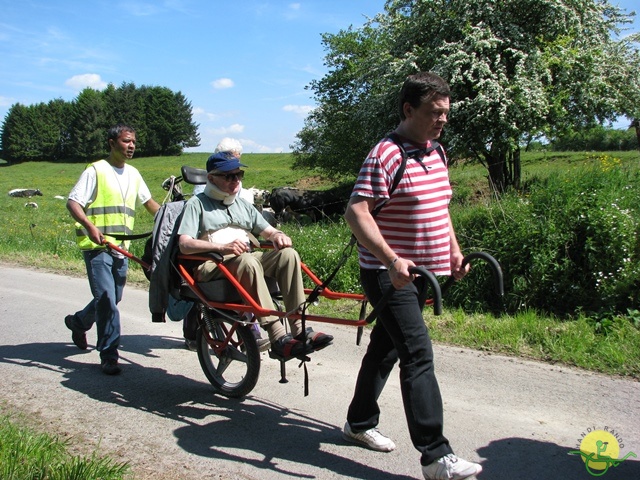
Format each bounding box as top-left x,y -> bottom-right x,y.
75,159 -> 141,250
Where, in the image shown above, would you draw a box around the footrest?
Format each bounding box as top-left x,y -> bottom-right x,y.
268,351 -> 312,362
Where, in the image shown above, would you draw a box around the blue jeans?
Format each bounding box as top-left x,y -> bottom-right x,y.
69,250 -> 128,361
346,268 -> 453,466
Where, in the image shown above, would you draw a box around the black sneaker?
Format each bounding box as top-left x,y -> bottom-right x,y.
270,334 -> 306,359
294,327 -> 333,351
65,315 -> 88,350
101,358 -> 122,375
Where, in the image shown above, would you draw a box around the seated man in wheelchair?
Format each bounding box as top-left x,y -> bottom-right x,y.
177,151 -> 333,359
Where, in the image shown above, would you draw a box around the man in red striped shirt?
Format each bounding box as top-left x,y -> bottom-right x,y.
342,72 -> 482,480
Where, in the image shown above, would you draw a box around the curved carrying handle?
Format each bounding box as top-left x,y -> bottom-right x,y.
441,251 -> 504,297
104,241 -> 151,271
364,266 -> 442,324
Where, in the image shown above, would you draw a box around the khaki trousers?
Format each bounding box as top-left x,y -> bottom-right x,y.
196,248 -> 305,328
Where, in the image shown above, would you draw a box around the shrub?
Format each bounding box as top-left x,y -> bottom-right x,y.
284,220 -> 361,294
451,155 -> 639,317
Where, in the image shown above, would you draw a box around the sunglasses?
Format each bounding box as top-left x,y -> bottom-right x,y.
212,171 -> 245,182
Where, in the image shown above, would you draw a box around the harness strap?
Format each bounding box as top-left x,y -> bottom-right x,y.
109,231 -> 153,240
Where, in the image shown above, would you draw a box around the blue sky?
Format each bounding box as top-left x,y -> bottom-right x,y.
0,1 -> 637,154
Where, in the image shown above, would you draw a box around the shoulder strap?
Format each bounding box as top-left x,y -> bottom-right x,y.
372,132 -> 447,218
431,143 -> 447,166
385,132 -> 446,194
370,132 -> 407,218
385,132 -> 408,198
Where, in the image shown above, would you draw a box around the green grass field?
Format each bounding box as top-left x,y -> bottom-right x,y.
1,149 -> 639,480
1,150 -> 639,379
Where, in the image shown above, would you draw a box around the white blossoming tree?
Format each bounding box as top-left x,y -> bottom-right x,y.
292,0 -> 640,191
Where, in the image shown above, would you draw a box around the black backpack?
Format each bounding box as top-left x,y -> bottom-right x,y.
372,132 -> 447,216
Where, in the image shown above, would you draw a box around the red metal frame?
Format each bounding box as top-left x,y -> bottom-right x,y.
175,252 -> 371,327
104,240 -> 447,329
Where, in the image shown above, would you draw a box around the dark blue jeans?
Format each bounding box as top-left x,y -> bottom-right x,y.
346,268 -> 453,465
69,250 -> 128,361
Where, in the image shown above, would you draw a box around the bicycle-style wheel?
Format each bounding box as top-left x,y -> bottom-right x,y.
196,315 -> 261,398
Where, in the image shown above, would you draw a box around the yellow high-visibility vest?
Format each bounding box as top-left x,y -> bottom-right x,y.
75,160 -> 141,250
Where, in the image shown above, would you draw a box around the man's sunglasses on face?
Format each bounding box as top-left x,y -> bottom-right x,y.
212,171 -> 245,182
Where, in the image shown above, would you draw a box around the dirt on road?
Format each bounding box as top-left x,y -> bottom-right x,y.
1,265 -> 639,480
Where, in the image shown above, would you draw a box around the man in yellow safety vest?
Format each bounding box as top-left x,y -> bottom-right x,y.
65,124 -> 159,375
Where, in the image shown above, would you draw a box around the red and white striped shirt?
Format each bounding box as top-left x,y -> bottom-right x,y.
352,137 -> 453,275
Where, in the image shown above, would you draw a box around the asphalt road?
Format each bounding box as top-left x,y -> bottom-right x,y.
0,264 -> 639,480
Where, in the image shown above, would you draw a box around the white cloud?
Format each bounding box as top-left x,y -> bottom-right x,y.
0,96 -> 15,107
283,3 -> 302,20
118,2 -> 161,16
192,107 -> 220,121
187,127 -> 288,154
211,123 -> 245,135
283,104 -> 313,116
211,78 -> 234,90
118,0 -> 191,16
240,138 -> 284,153
65,73 -> 107,91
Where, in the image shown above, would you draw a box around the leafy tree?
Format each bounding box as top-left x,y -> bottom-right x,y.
170,91 -> 200,152
0,104 -> 38,163
1,83 -> 200,162
103,82 -> 144,136
293,0 -> 640,192
0,100 -> 71,163
294,25 -> 395,178
633,118 -> 640,150
39,99 -> 73,161
69,88 -> 108,161
550,125 -> 638,151
140,86 -> 200,156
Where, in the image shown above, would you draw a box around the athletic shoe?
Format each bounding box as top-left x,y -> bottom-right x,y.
422,454 -> 482,480
342,422 -> 396,452
251,323 -> 271,352
64,315 -> 87,350
101,358 -> 122,376
256,337 -> 271,352
270,334 -> 306,359
184,339 -> 198,351
294,327 -> 333,351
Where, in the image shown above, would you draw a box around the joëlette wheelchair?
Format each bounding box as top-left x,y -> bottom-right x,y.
107,165 -> 504,399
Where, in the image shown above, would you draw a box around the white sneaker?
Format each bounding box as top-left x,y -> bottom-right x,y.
342,422 -> 396,452
422,454 -> 482,480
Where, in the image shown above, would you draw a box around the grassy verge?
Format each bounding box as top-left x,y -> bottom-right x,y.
0,407 -> 130,480
1,151 -> 638,380
427,309 -> 640,377
1,151 -> 638,480
309,298 -> 640,378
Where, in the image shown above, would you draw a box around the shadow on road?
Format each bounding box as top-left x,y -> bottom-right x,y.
477,437 -> 640,480
9,334 -> 637,479
0,334 -> 415,480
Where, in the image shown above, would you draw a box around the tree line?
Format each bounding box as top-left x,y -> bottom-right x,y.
549,125 -> 639,152
292,0 -> 640,192
0,82 -> 200,163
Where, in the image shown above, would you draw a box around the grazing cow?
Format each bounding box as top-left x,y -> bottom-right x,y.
261,207 -> 278,227
9,188 -> 43,198
244,186 -> 270,206
24,202 -> 39,209
269,186 -> 349,223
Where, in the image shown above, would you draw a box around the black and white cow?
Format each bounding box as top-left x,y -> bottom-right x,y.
269,186 -> 348,223
9,188 -> 43,198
